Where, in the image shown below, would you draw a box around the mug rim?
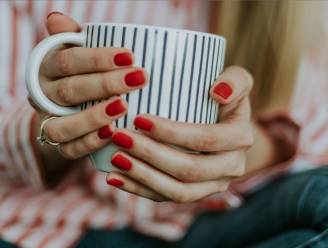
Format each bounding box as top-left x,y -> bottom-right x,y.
83,22 -> 226,41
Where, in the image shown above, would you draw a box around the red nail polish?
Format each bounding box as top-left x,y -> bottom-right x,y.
47,11 -> 63,19
105,99 -> 125,116
98,125 -> 113,139
134,116 -> 153,132
107,178 -> 124,187
114,52 -> 133,66
111,154 -> 132,170
125,70 -> 146,87
213,82 -> 232,99
112,132 -> 133,149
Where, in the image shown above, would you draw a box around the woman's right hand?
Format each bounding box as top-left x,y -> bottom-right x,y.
32,12 -> 148,161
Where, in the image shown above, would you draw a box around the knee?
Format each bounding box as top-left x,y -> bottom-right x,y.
296,168 -> 328,227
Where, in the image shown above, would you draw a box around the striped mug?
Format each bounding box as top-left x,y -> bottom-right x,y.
26,23 -> 226,172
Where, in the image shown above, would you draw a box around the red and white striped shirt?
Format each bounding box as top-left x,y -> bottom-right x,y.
0,1 -> 327,247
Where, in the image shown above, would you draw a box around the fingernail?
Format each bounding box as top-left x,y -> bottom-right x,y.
105,99 -> 125,116
111,154 -> 132,170
107,178 -> 124,187
125,70 -> 146,87
98,125 -> 113,139
47,11 -> 63,20
213,82 -> 232,99
134,116 -> 153,132
114,52 -> 133,66
112,132 -> 133,149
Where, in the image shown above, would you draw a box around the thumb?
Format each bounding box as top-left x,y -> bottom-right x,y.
210,66 -> 253,105
46,11 -> 81,35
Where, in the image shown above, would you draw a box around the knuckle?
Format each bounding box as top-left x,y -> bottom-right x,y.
231,153 -> 246,177
100,73 -> 113,95
82,135 -> 101,152
176,159 -> 200,182
171,188 -> 191,203
90,50 -> 103,68
196,132 -> 218,151
56,80 -> 74,105
218,180 -> 230,192
44,124 -> 65,143
85,109 -> 103,128
59,145 -> 77,160
55,50 -> 72,75
136,144 -> 153,162
136,170 -> 154,187
230,65 -> 254,91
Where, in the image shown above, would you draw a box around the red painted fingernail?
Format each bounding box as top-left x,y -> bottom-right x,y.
213,82 -> 232,99
114,52 -> 133,66
105,99 -> 125,116
47,11 -> 63,20
107,178 -> 124,187
111,154 -> 132,170
134,116 -> 153,132
125,70 -> 146,87
98,125 -> 113,139
112,132 -> 133,149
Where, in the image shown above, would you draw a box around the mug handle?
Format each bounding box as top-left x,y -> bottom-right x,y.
26,32 -> 85,116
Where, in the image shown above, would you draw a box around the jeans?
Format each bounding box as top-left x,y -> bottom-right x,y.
76,167 -> 328,248
3,167 -> 328,248
177,166 -> 328,248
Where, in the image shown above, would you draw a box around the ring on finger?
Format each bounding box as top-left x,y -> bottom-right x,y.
37,116 -> 60,146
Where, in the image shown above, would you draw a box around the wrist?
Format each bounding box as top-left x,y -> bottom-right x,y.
245,121 -> 276,174
246,112 -> 300,175
31,112 -> 72,186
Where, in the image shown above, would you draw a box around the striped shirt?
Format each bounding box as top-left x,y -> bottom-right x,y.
0,1 -> 327,247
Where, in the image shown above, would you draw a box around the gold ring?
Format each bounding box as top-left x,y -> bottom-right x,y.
36,116 -> 60,146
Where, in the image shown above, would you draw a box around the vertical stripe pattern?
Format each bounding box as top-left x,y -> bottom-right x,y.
81,24 -> 225,127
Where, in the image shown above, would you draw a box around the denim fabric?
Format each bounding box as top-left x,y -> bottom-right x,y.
177,167 -> 328,248
3,167 -> 328,248
0,239 -> 18,248
76,167 -> 328,248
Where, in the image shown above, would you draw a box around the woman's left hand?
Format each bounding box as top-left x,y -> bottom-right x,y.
106,66 -> 254,202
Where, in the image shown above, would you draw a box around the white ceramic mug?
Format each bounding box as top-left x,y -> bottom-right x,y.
26,23 -> 226,172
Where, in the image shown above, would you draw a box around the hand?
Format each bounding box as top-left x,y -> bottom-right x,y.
31,13 -> 147,160
106,66 -> 254,202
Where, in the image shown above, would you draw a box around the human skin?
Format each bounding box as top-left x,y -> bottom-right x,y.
32,13 -> 275,199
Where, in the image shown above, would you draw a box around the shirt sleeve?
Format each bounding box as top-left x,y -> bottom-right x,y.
0,2 -> 46,189
0,101 -> 46,189
231,112 -> 301,194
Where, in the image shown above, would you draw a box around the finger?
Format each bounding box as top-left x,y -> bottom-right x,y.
43,97 -> 127,143
133,115 -> 253,152
46,12 -> 81,35
27,95 -> 40,110
111,130 -> 246,182
210,66 -> 253,121
42,46 -> 134,78
43,68 -> 147,106
210,66 -> 253,105
58,124 -> 114,159
110,152 -> 230,203
106,172 -> 167,202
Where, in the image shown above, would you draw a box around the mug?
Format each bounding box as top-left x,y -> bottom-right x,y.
26,23 -> 226,172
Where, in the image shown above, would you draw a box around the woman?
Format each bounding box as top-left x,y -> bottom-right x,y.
0,0 -> 327,247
